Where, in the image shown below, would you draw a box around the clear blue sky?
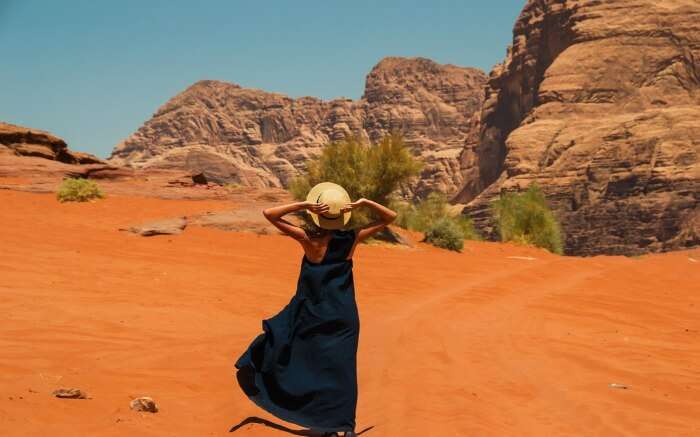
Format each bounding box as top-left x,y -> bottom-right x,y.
1,0 -> 524,157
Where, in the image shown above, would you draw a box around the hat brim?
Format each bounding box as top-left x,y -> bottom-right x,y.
305,182 -> 352,230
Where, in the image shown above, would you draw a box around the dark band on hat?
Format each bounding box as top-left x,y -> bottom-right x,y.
316,192 -> 341,220
320,213 -> 341,220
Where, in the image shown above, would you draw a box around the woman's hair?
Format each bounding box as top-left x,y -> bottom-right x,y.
301,220 -> 332,239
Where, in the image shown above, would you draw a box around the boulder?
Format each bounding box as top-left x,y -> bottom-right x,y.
129,396 -> 158,413
371,226 -> 415,247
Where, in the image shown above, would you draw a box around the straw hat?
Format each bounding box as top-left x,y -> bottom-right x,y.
305,182 -> 352,229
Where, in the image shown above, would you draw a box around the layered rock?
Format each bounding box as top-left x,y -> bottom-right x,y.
461,0 -> 700,256
0,122 -> 104,165
0,121 -> 137,194
109,57 -> 486,197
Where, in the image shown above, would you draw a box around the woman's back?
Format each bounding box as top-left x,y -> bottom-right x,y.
303,229 -> 357,265
238,190 -> 397,435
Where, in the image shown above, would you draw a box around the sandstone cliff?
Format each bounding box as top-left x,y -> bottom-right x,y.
461,0 -> 700,256
109,57 -> 486,197
0,122 -> 104,165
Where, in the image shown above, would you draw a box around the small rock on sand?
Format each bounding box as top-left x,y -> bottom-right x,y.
130,396 -> 158,413
121,217 -> 187,236
52,388 -> 88,399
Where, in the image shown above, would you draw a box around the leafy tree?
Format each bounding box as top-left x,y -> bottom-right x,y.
289,132 -> 423,225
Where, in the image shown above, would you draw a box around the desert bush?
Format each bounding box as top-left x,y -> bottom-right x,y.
289,132 -> 423,226
491,184 -> 564,254
424,217 -> 464,252
392,192 -> 480,238
392,192 -> 444,231
57,178 -> 104,202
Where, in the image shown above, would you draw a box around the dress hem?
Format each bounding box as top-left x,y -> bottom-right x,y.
234,364 -> 355,434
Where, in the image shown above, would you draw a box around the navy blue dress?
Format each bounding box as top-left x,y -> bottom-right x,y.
235,228 -> 359,433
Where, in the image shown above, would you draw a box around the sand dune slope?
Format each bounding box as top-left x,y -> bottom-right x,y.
0,190 -> 698,436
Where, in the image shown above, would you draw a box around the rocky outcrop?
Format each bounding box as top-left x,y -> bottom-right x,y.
0,122 -> 104,165
461,0 -> 700,256
109,57 -> 486,198
0,121 -> 136,196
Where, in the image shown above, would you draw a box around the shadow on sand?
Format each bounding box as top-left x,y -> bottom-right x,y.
229,416 -> 374,435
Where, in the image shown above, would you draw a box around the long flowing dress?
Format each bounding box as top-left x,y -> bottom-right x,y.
235,228 -> 360,433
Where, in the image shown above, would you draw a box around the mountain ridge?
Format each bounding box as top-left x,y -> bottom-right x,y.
109,56 -> 488,197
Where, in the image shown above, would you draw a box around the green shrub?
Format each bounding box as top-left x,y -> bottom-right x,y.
392,192 -> 480,238
424,217 -> 464,252
491,184 -> 564,254
393,192 -> 445,231
289,132 -> 423,226
57,178 -> 104,203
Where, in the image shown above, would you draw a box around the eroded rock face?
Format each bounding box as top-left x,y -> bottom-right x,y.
0,121 -> 136,195
0,122 -> 104,165
109,57 -> 486,198
461,0 -> 700,256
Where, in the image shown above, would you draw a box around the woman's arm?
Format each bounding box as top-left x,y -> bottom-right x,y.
263,201 -> 329,240
342,198 -> 397,243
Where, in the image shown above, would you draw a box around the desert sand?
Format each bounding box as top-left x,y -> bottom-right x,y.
1,189 -> 699,436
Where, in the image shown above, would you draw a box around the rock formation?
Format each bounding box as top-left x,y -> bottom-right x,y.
460,0 -> 700,256
109,57 -> 486,198
0,120 -> 138,192
0,122 -> 104,165
101,3 -> 700,256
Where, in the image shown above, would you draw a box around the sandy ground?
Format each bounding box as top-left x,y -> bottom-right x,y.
1,189 -> 699,436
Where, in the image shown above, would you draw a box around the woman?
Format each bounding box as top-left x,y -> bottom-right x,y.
235,181 -> 397,437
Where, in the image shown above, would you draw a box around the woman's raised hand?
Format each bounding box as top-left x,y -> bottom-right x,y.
340,198 -> 366,213
304,201 -> 330,214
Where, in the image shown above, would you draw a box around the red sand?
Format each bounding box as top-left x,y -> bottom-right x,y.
1,190 -> 698,436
